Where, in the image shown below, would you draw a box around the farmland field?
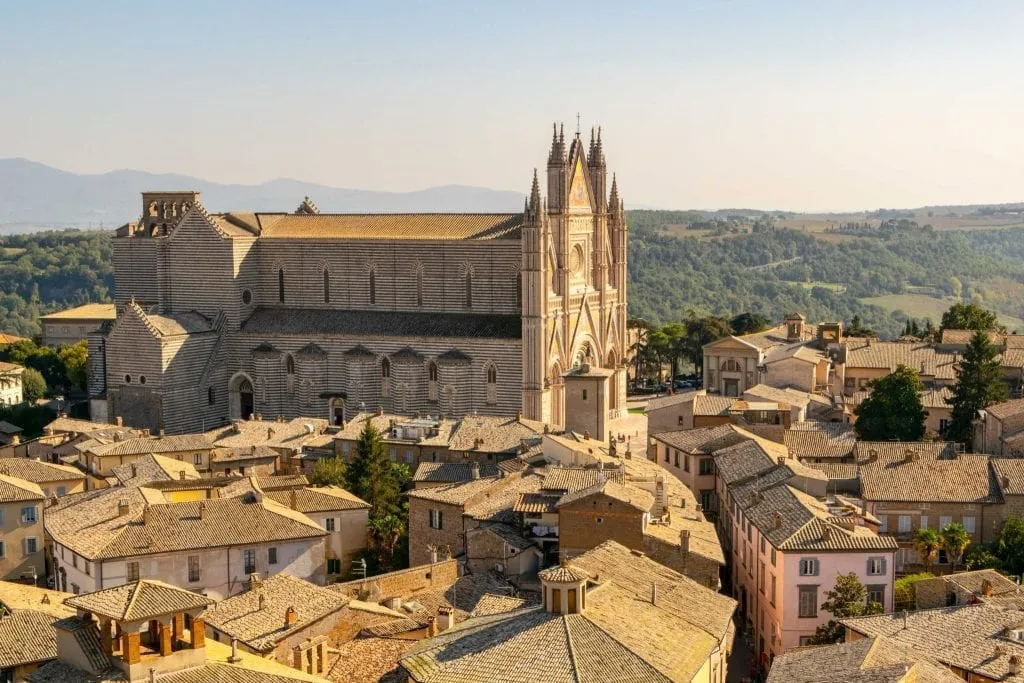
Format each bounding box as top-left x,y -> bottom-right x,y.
860,294 -> 1024,331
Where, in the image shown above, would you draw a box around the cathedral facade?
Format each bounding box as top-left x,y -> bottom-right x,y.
90,126 -> 628,434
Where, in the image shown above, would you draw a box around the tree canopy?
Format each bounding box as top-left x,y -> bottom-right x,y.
946,329 -> 1008,447
808,573 -> 883,645
854,364 -> 926,441
940,302 -> 1001,332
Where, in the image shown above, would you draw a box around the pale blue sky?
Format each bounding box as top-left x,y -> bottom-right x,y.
2,1 -> 1023,211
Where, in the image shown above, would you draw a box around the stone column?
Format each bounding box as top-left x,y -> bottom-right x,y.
159,620 -> 172,657
100,619 -> 113,656
172,613 -> 184,647
190,618 -> 205,649
122,631 -> 141,665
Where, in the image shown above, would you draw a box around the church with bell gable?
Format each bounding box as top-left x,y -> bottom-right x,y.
88,124 -> 629,434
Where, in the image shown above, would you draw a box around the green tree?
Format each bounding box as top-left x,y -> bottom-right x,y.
995,517 -> 1024,576
913,528 -> 941,571
946,330 -> 1008,447
808,573 -> 883,645
684,315 -> 732,378
940,302 -> 1000,332
941,522 -> 970,572
729,312 -> 770,335
963,544 -> 1000,571
345,421 -> 404,519
308,457 -> 347,487
368,513 -> 406,568
58,341 -> 89,391
646,329 -> 670,384
854,365 -> 926,441
20,368 -> 47,402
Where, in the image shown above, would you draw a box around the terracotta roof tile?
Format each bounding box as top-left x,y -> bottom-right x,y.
65,580 -> 214,621
0,609 -> 59,669
859,449 -> 998,503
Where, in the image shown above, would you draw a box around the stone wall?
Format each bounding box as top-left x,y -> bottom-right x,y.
408,498 -> 471,567
332,558 -> 459,601
558,494 -> 645,556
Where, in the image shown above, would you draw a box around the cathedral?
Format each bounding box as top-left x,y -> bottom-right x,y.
88,125 -> 629,434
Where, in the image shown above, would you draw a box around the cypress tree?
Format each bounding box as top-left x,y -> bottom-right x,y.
947,330 -> 1008,448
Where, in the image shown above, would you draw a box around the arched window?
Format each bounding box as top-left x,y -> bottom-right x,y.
278,268 -> 285,303
722,359 -> 742,373
465,271 -> 473,309
485,364 -> 497,405
323,268 -> 330,304
286,354 -> 295,375
380,357 -> 390,397
427,361 -> 438,402
369,268 -> 377,305
416,270 -> 423,307
515,272 -> 522,310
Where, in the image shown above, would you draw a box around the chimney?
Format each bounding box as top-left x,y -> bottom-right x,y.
983,579 -> 994,597
289,489 -> 298,509
474,437 -> 483,449
777,456 -> 787,466
198,502 -> 206,520
680,529 -> 690,555
115,416 -> 123,427
773,511 -> 783,530
471,462 -> 480,480
159,428 -> 165,437
248,573 -> 262,590
655,476 -> 666,515
117,499 -> 130,517
179,469 -> 187,480
228,638 -> 242,663
141,428 -> 150,438
427,616 -> 438,637
41,594 -> 50,605
142,504 -> 151,526
267,428 -> 274,441
584,431 -> 591,440
285,606 -> 297,627
149,668 -> 156,683
10,435 -> 18,445
378,406 -> 385,416
625,449 -> 632,460
651,583 -> 658,606
901,610 -> 908,629
251,445 -> 257,456
1010,655 -> 1022,676
130,464 -> 137,478
904,449 -> 918,463
821,525 -> 832,543
258,594 -> 266,610
437,606 -> 454,632
1003,476 -> 1011,490
867,449 -> 878,463
515,410 -> 522,421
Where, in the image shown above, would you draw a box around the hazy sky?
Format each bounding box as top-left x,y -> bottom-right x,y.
3,0 -> 1024,211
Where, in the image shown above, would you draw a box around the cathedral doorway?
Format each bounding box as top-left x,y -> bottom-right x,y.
330,398 -> 345,425
229,373 -> 255,421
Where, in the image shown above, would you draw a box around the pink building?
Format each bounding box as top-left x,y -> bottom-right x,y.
654,431 -> 897,668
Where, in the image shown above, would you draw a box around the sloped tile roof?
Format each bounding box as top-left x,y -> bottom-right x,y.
844,339 -> 959,380
447,416 -> 544,453
242,307 -> 522,340
0,473 -> 44,502
251,212 -> 523,241
202,574 -> 347,651
644,390 -> 700,412
843,604 -> 1024,682
265,485 -> 369,512
111,453 -> 201,487
540,466 -> 625,492
693,395 -> 735,417
651,425 -> 747,454
412,462 -> 500,484
538,564 -> 589,583
985,398 -> 1024,421
65,580 -> 214,621
46,488 -> 326,560
765,635 -> 962,683
991,458 -> 1024,495
784,423 -> 856,460
87,434 -> 214,457
39,303 -> 117,321
555,478 -> 654,512
0,457 -> 83,483
859,451 -> 999,503
0,609 -> 59,669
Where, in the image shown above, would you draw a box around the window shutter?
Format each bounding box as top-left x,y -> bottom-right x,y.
813,559 -> 819,576
880,558 -> 887,576
438,510 -> 444,530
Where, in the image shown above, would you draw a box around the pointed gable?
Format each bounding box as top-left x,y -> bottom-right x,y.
568,155 -> 593,212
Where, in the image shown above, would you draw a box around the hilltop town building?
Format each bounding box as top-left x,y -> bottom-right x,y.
88,126 -> 629,435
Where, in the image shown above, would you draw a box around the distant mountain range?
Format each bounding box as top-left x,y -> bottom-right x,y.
0,158 -> 527,232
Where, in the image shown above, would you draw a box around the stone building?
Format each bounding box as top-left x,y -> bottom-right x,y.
92,126 -> 629,435
0,361 -> 24,407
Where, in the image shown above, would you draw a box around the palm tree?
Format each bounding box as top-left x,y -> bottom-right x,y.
914,528 -> 941,571
940,522 -> 971,572
368,514 -> 406,569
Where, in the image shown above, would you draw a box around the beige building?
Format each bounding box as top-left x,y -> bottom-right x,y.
0,361 -> 24,407
79,433 -> 215,477
0,457 -> 86,498
46,483 -> 328,599
400,540 -> 737,683
0,473 -> 45,582
264,486 -> 370,578
90,126 -> 629,435
39,302 -> 116,347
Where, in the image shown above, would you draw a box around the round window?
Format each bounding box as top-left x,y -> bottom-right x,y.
124,374 -> 132,384
140,376 -> 147,385
242,289 -> 253,305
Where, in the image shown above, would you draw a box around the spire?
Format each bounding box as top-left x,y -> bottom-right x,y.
549,122 -> 567,166
589,127 -> 596,159
590,126 -> 605,167
529,168 -> 541,213
609,173 -> 619,210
